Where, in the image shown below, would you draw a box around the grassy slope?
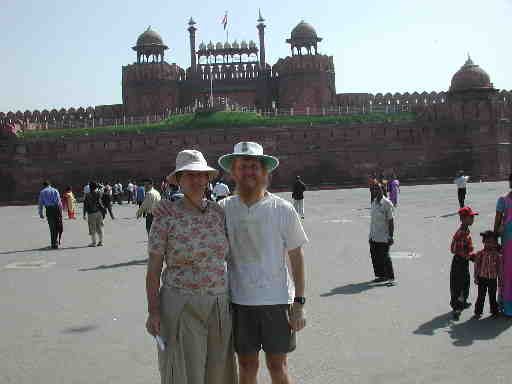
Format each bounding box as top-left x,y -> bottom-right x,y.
17,111 -> 416,140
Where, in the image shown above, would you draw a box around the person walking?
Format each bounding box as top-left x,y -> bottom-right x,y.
136,182 -> 146,208
113,181 -> 123,204
213,178 -> 230,201
62,186 -> 77,219
136,179 -> 161,235
101,183 -> 115,220
218,142 -> 308,384
292,175 -> 306,219
369,184 -> 396,285
38,181 -> 63,249
454,171 -> 470,208
494,173 -> 512,316
388,173 -> 400,207
127,180 -> 135,204
368,174 -> 379,204
83,182 -> 90,199
83,182 -> 106,247
146,150 -> 237,384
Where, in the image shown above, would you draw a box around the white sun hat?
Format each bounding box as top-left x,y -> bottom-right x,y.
218,142 -> 279,173
167,150 -> 218,184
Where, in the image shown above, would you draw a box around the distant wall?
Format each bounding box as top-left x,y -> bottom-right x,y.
1,118 -> 510,205
335,90 -> 512,107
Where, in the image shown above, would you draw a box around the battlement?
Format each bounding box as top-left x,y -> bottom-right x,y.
122,62 -> 185,82
0,105 -> 123,125
336,90 -> 512,107
272,55 -> 334,76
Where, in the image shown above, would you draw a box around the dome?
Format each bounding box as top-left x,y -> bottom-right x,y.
290,20 -> 318,41
216,42 -> 223,50
224,41 -> 231,49
241,40 -> 248,49
136,26 -> 165,47
198,42 -> 206,51
450,56 -> 493,92
232,40 -> 240,49
249,40 -> 256,48
207,41 -> 214,50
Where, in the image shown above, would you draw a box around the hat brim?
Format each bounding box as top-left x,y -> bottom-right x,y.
218,154 -> 279,173
167,164 -> 218,184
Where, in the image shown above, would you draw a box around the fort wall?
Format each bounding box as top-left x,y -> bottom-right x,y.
1,118 -> 510,205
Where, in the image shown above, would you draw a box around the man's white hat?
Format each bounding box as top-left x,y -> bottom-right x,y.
167,150 -> 218,184
218,142 -> 279,173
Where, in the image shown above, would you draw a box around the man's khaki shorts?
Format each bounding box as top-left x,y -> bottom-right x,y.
232,304 -> 296,355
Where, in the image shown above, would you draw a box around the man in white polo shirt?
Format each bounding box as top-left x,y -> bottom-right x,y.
454,170 -> 470,208
218,142 -> 308,384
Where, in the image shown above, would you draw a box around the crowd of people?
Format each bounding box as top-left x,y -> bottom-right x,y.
36,175 -> 237,249
35,145 -> 512,384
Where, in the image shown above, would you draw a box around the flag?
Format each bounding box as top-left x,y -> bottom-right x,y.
221,12 -> 228,30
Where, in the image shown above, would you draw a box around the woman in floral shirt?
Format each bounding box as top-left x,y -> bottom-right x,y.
145,150 -> 237,384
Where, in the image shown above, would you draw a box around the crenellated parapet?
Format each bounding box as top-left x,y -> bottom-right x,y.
336,91 -> 449,107
272,54 -> 334,76
122,62 -> 184,82
0,105 -> 121,125
336,90 -> 512,108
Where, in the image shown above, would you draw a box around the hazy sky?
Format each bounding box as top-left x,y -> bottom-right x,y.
1,0 -> 510,112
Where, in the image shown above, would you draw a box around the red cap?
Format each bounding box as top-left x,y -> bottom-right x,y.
458,206 -> 479,216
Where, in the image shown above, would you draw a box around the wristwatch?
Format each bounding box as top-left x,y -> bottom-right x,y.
294,297 -> 306,305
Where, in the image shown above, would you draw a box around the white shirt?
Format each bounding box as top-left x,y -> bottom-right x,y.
83,184 -> 90,195
454,176 -> 469,189
213,182 -> 230,199
220,193 -> 308,305
139,188 -> 161,214
127,183 -> 135,192
369,197 -> 394,243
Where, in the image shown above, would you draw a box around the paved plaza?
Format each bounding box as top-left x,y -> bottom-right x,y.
2,182 -> 512,384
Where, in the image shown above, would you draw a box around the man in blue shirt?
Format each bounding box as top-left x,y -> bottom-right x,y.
135,182 -> 146,208
38,181 -> 63,249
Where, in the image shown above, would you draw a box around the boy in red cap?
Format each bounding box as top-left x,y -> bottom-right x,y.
450,206 -> 479,320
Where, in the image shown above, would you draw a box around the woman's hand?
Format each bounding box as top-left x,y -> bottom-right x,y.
146,312 -> 161,336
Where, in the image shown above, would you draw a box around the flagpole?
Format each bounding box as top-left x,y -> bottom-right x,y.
210,67 -> 214,107
224,11 -> 228,43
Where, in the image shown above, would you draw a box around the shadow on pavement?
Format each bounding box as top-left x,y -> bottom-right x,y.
0,245 -> 90,255
440,212 -> 458,218
448,316 -> 512,347
79,258 -> 148,271
424,212 -> 458,219
62,325 -> 99,334
320,281 -> 389,296
413,312 -> 453,335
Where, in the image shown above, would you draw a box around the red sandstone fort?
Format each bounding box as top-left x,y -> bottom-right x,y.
1,13 -> 512,204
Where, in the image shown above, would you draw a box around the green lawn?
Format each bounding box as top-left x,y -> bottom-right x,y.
16,111 -> 416,140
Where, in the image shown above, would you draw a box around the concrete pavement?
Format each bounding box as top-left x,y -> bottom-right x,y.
1,182 -> 512,383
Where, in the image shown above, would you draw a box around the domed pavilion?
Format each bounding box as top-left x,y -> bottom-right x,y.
286,20 -> 322,56
132,26 -> 168,63
450,55 -> 495,93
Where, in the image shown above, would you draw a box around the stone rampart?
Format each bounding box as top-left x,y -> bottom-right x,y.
1,118 -> 510,205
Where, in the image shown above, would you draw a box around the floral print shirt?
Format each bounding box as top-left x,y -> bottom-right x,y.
148,199 -> 229,295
